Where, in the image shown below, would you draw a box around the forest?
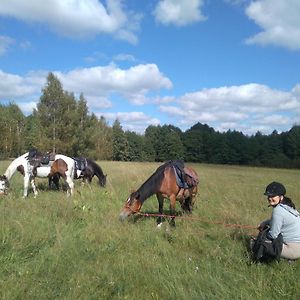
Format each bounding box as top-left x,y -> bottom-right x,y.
1,72 -> 300,169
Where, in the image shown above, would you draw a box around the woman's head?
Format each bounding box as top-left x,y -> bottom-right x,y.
264,181 -> 286,207
263,181 -> 296,209
264,181 -> 286,197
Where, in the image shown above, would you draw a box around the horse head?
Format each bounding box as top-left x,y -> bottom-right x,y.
0,175 -> 9,195
99,174 -> 107,187
119,191 -> 142,221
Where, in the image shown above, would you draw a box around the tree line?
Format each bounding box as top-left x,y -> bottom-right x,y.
1,72 -> 300,169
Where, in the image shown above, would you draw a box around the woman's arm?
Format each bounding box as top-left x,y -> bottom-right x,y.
267,207 -> 284,239
258,219 -> 270,231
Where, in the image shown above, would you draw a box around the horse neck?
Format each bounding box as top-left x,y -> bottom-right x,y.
136,168 -> 165,203
4,155 -> 27,181
89,160 -> 104,179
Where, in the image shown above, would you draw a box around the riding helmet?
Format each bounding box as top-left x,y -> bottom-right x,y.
264,181 -> 286,197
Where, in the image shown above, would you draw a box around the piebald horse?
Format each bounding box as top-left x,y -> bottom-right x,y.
119,161 -> 199,226
0,152 -> 75,197
51,157 -> 107,189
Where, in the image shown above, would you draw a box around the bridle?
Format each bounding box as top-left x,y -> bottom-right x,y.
125,198 -> 141,214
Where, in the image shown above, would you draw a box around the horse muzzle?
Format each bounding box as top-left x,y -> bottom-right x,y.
119,209 -> 132,222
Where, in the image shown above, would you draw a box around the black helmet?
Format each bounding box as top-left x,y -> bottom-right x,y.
264,182 -> 286,197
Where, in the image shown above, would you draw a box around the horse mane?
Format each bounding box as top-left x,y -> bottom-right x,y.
135,161 -> 176,203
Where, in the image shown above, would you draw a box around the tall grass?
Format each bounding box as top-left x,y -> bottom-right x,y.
0,161 -> 299,299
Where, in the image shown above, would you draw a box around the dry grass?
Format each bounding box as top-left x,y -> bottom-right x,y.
0,161 -> 299,299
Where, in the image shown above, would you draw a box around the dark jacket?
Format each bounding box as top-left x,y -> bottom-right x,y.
252,227 -> 283,263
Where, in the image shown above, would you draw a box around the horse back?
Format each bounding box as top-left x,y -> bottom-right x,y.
159,167 -> 180,197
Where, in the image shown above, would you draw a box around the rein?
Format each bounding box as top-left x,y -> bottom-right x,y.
136,212 -> 257,230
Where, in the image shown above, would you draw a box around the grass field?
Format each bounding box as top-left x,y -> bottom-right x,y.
0,161 -> 299,299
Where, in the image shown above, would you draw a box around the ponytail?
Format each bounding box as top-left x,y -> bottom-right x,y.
281,196 -> 296,209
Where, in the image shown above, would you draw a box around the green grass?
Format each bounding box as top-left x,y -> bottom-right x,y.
0,161 -> 299,299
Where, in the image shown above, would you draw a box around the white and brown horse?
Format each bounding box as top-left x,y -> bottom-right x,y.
0,152 -> 75,197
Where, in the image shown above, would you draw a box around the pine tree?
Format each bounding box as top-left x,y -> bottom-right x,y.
36,72 -> 77,154
112,119 -> 129,161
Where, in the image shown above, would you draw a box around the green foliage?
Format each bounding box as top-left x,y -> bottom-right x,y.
86,115 -> 113,160
0,72 -> 300,168
0,161 -> 299,299
0,103 -> 25,158
112,119 -> 129,161
125,131 -> 146,161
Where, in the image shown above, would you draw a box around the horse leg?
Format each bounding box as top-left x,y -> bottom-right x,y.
156,193 -> 164,227
23,175 -> 30,198
169,194 -> 177,227
30,177 -> 38,198
49,174 -> 60,190
65,175 -> 74,196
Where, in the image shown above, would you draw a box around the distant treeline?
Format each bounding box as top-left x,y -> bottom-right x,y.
1,72 -> 300,168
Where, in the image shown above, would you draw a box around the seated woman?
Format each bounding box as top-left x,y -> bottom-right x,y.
253,181 -> 300,261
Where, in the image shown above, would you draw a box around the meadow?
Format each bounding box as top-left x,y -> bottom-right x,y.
0,160 -> 299,300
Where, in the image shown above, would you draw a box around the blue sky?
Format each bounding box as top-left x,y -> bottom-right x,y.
0,0 -> 300,135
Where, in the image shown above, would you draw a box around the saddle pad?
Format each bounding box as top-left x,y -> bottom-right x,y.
173,166 -> 188,189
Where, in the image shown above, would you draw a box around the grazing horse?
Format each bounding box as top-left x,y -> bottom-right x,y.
119,160 -> 199,226
0,152 -> 75,197
74,157 -> 107,187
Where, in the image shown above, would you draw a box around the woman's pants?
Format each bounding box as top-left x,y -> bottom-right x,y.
281,242 -> 300,259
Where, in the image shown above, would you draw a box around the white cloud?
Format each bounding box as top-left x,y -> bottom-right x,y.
113,53 -> 136,62
18,101 -> 37,115
55,63 -> 172,107
97,111 -> 160,133
0,69 -> 44,98
1,66 -> 299,135
153,0 -> 206,26
0,35 -> 15,56
159,83 -> 300,134
0,63 -> 172,118
245,0 -> 300,50
0,0 -> 142,43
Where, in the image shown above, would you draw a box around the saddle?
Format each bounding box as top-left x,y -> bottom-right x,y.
73,157 -> 87,178
73,157 -> 87,171
169,160 -> 199,189
27,148 -> 55,176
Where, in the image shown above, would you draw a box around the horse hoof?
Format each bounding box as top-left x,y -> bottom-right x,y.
157,222 -> 163,229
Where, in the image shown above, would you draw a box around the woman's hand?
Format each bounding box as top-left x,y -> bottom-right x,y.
257,223 -> 269,232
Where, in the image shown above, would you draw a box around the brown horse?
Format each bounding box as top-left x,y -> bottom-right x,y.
119,161 -> 199,226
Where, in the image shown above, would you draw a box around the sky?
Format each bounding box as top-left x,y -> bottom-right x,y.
0,0 -> 300,135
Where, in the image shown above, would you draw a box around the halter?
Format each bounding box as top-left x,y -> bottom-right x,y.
125,197 -> 141,214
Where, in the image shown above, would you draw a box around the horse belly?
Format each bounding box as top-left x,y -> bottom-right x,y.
36,167 -> 51,177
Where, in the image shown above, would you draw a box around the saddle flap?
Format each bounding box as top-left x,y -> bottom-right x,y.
73,157 -> 87,171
